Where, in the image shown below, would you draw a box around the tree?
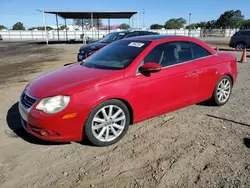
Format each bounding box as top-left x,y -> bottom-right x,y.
216,10 -> 244,29
197,22 -> 208,29
150,24 -> 164,29
0,25 -> 7,30
73,19 -> 103,29
205,20 -> 217,29
118,23 -> 130,30
28,26 -> 53,31
186,23 -> 199,29
240,20 -> 250,29
13,22 -> 25,30
59,25 -> 68,30
165,18 -> 186,29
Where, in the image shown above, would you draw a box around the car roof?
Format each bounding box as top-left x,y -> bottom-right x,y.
114,30 -> 157,34
125,35 -> 192,41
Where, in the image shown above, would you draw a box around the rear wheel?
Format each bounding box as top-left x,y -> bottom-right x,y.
235,42 -> 246,50
83,99 -> 130,147
211,75 -> 232,106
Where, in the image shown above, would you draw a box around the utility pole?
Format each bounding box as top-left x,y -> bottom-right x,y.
189,13 -> 192,36
36,9 -> 48,45
142,9 -> 145,29
189,13 -> 191,26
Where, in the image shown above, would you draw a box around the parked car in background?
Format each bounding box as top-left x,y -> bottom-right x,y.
229,30 -> 250,50
0,34 -> 2,41
19,35 -> 237,146
77,30 -> 159,61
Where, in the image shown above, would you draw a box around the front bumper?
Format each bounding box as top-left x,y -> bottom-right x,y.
229,41 -> 235,48
18,96 -> 89,142
77,53 -> 86,62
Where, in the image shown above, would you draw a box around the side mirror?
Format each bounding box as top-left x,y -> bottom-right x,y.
139,62 -> 162,73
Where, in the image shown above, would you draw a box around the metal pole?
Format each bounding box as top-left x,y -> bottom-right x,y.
189,13 -> 191,36
91,13 -> 94,39
189,13 -> 191,26
142,9 -> 145,29
108,18 -> 110,33
137,12 -> 140,29
65,18 -> 68,41
42,11 -> 48,45
132,15 -> 134,29
81,18 -> 84,31
36,9 -> 48,45
56,13 -> 60,41
97,18 -> 99,39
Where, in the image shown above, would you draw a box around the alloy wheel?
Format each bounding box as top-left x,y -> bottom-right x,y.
91,105 -> 126,142
236,43 -> 245,50
217,78 -> 231,103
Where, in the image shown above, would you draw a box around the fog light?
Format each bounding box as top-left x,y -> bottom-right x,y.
40,129 -> 50,136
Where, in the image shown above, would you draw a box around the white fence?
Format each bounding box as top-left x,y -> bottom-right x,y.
0,29 -> 238,41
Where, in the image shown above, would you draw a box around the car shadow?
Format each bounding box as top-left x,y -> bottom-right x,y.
64,62 -> 77,66
207,115 -> 250,149
243,138 -> 250,148
6,102 -> 70,145
196,101 -> 215,107
206,114 -> 250,127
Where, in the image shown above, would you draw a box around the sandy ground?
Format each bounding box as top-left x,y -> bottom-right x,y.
0,42 -> 249,188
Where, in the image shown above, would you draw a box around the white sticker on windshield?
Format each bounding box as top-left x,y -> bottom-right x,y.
119,33 -> 125,35
128,42 -> 145,48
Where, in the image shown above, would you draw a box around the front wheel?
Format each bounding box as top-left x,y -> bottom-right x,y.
83,99 -> 130,147
211,75 -> 233,106
235,42 -> 246,50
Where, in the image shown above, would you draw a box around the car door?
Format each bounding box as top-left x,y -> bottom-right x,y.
246,31 -> 250,46
135,41 -> 199,120
189,42 -> 219,102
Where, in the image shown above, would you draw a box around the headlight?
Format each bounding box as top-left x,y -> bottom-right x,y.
36,95 -> 70,114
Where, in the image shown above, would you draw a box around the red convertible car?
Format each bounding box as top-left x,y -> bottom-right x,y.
19,35 -> 238,146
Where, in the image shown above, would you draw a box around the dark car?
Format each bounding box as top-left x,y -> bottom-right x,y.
229,30 -> 250,50
0,34 -> 2,41
77,30 -> 158,61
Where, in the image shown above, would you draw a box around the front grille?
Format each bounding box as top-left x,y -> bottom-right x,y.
21,92 -> 37,109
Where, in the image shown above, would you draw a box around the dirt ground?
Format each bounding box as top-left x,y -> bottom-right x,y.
0,41 -> 249,188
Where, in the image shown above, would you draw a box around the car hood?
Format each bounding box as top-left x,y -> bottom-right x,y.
26,63 -> 124,98
80,42 -> 107,51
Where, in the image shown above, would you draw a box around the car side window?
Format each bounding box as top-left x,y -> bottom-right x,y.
190,42 -> 211,59
143,42 -> 193,68
125,32 -> 138,38
138,32 -> 152,36
233,32 -> 241,36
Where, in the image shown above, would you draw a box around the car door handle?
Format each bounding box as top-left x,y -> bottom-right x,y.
185,71 -> 198,78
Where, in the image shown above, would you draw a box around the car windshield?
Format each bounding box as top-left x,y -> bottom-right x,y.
81,40 -> 151,70
99,32 -> 127,43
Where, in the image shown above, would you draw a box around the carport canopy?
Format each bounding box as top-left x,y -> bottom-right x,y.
44,11 -> 137,19
41,11 -> 138,45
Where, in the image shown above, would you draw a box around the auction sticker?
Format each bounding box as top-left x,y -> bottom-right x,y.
128,42 -> 145,48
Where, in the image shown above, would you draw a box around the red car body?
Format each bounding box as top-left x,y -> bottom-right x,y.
19,36 -> 238,142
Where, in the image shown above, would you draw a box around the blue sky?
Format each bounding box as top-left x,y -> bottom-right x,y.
0,0 -> 250,29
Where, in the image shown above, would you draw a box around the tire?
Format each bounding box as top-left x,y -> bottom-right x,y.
235,42 -> 246,50
83,99 -> 130,147
211,75 -> 233,106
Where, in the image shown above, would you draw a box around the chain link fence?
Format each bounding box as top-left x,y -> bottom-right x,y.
0,28 -> 239,41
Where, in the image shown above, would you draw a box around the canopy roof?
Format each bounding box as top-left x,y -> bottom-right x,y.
44,11 -> 137,19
